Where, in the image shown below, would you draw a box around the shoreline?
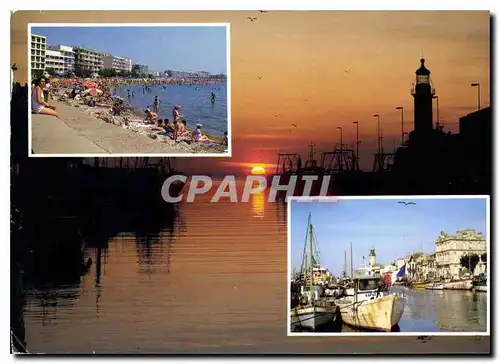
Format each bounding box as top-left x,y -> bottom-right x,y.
49,87 -> 228,154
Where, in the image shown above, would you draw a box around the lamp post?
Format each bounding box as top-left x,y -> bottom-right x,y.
337,126 -> 343,152
353,121 -> 360,169
471,83 -> 481,111
373,114 -> 380,153
432,95 -> 439,129
396,106 -> 404,145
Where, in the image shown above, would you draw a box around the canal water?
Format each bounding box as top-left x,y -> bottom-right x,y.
316,286 -> 487,333
19,187 -> 487,353
113,83 -> 228,137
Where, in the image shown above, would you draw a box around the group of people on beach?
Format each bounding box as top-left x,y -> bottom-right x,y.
144,103 -> 227,145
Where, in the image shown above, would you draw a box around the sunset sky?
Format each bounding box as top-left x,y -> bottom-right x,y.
12,11 -> 490,174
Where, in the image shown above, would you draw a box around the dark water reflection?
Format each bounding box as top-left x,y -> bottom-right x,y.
23,191 -> 289,353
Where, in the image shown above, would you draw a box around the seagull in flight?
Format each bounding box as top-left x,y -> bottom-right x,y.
257,76 -> 263,79
11,63 -> 17,71
247,17 -> 258,22
398,201 -> 416,206
273,114 -> 279,117
291,123 -> 297,128
259,10 -> 268,13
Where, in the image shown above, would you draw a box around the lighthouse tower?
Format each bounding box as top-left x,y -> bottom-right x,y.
369,249 -> 376,267
411,58 -> 435,135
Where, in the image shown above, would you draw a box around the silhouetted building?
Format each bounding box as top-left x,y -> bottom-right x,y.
411,58 -> 435,135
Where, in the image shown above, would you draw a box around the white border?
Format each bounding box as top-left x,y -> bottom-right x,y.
286,195 -> 491,337
27,22 -> 232,158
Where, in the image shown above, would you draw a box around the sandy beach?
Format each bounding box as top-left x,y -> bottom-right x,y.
31,84 -> 228,155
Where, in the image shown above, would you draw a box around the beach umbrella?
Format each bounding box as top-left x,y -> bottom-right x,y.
84,88 -> 103,96
83,80 -> 98,88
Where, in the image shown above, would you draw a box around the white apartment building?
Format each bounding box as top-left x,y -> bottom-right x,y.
435,229 -> 486,279
74,47 -> 104,72
30,34 -> 46,74
48,45 -> 75,74
45,50 -> 66,75
102,54 -> 132,73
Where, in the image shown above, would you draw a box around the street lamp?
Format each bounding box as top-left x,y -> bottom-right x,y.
337,126 -> 343,151
432,95 -> 440,129
396,106 -> 404,145
373,114 -> 380,153
471,83 -> 481,111
353,121 -> 360,169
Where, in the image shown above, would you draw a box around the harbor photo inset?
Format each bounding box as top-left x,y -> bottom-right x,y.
287,196 -> 490,335
28,23 -> 231,157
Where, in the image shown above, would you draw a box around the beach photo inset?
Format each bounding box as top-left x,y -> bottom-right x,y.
28,23 -> 231,157
287,196 -> 490,336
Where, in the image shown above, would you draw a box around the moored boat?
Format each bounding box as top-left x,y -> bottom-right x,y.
425,282 -> 444,290
443,279 -> 473,290
290,213 -> 338,331
411,281 -> 427,288
336,274 -> 405,332
472,273 -> 487,293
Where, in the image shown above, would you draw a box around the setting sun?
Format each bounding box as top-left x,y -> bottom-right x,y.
251,166 -> 266,175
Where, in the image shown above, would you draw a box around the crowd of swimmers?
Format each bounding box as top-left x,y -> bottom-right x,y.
143,104 -> 227,146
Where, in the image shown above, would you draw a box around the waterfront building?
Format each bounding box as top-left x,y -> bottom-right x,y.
435,229 -> 486,279
132,63 -> 149,75
422,253 -> 437,280
74,47 -> 104,73
103,54 -> 132,73
48,45 -> 75,74
45,49 -> 66,75
30,34 -> 46,76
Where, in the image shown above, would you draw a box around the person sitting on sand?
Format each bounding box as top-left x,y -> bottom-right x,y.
164,119 -> 175,133
192,124 -> 215,143
172,105 -> 183,122
144,108 -> 158,123
31,77 -> 60,119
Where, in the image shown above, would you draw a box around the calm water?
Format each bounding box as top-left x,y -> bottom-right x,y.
20,189 -> 488,353
317,286 -> 487,333
114,83 -> 228,137
23,190 -> 289,353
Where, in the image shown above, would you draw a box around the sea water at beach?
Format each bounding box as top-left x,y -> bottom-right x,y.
113,83 -> 228,137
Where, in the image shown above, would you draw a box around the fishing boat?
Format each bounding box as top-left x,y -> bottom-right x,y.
290,213 -> 337,331
410,281 -> 427,289
424,282 -> 444,290
336,273 -> 406,332
268,143 -> 333,200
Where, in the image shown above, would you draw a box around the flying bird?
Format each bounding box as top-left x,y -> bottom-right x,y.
398,201 -> 416,206
344,69 -> 349,73
291,124 -> 297,128
273,114 -> 279,117
259,10 -> 268,13
247,17 -> 258,22
257,76 -> 263,79
11,63 -> 17,71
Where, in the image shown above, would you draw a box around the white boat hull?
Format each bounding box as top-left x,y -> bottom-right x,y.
473,285 -> 487,292
291,306 -> 336,330
425,283 -> 444,290
443,280 -> 473,290
337,294 -> 405,332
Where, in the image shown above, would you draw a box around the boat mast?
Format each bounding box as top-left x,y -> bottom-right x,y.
350,242 -> 353,278
344,250 -> 347,278
308,213 -> 314,302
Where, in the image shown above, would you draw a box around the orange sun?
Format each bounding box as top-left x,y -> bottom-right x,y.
251,166 -> 266,175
